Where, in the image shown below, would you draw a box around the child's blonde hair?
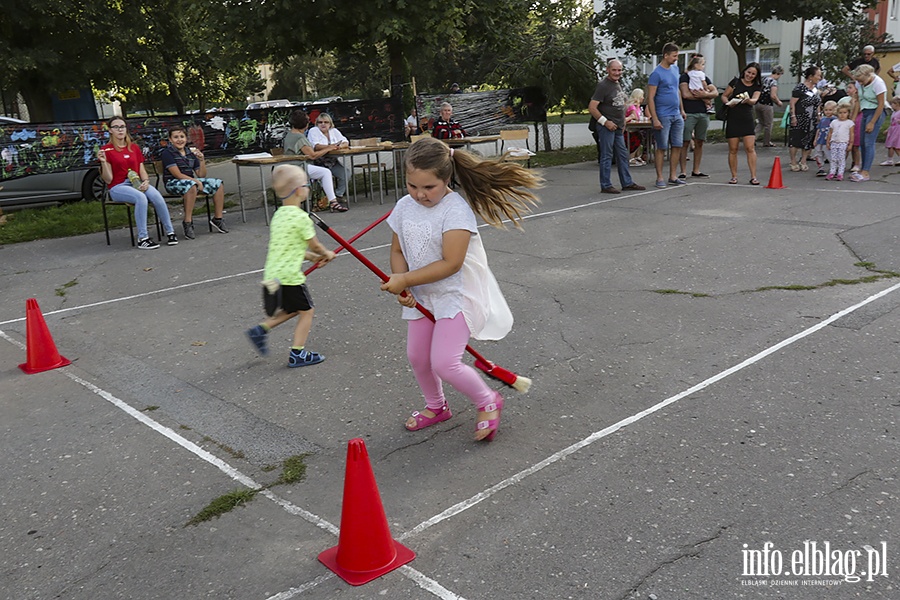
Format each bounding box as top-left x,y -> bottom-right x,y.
628,88 -> 644,104
272,164 -> 309,201
823,100 -> 837,111
891,96 -> 900,107
405,137 -> 542,228
837,104 -> 851,116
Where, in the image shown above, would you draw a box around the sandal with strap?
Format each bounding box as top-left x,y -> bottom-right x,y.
475,393 -> 504,442
749,178 -> 760,185
329,200 -> 348,212
406,403 -> 452,431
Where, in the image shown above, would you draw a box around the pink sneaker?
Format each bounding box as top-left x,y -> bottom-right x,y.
825,173 -> 834,181
835,174 -> 843,182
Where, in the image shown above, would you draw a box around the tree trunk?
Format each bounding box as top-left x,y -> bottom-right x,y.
388,41 -> 406,99
19,75 -> 55,122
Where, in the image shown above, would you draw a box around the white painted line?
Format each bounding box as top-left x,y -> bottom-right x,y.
1,331 -> 463,600
0,194 -> 656,327
400,280 -> 900,540
0,270 -> 263,326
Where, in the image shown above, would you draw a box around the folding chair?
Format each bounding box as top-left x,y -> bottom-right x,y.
151,160 -> 212,232
499,129 -> 533,168
351,138 -> 388,202
101,169 -> 163,246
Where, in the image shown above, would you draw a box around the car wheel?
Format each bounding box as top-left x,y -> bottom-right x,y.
82,169 -> 105,201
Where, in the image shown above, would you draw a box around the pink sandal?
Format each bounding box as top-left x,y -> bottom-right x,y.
406,403 -> 452,431
475,394 -> 504,442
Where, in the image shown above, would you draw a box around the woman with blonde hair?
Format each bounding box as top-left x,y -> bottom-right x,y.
307,113 -> 350,210
625,88 -> 646,165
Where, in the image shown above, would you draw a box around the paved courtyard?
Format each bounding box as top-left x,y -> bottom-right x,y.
1,143 -> 898,599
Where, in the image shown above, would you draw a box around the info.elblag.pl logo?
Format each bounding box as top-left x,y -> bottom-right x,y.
741,541 -> 889,585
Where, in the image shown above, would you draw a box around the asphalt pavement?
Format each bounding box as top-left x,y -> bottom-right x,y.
1,140 -> 899,600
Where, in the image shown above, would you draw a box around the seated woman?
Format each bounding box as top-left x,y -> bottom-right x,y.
431,102 -> 466,139
99,116 -> 177,249
306,113 -> 350,210
159,126 -> 228,239
283,110 -> 347,212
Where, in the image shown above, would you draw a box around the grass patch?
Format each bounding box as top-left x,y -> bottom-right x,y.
0,201 -> 130,245
185,488 -> 259,526
531,145 -> 598,168
184,454 -> 310,526
54,279 -> 78,297
274,454 -> 309,486
652,289 -> 710,298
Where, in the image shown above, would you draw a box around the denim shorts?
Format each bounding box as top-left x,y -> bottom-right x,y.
165,177 -> 222,197
653,114 -> 685,150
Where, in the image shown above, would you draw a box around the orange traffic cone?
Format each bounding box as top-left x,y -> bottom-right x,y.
766,157 -> 786,189
18,298 -> 71,374
318,438 -> 415,585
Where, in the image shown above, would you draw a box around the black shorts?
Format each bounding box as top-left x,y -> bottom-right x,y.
263,283 -> 314,317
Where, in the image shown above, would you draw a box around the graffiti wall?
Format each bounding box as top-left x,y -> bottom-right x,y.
0,97 -> 404,182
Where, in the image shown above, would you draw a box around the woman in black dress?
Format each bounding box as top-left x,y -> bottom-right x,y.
722,62 -> 763,184
788,66 -> 823,171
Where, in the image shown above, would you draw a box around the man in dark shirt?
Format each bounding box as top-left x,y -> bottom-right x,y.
588,59 -> 646,194
841,45 -> 881,78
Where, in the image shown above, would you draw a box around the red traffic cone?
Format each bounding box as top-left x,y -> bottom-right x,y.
18,298 -> 71,374
318,438 -> 415,585
766,157 -> 786,189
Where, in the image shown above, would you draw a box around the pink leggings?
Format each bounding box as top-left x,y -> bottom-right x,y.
407,313 -> 495,411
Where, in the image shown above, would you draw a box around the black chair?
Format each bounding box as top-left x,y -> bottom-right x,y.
150,160 -> 212,232
101,168 -> 163,246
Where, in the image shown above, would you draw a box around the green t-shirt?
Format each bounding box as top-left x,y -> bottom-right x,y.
263,206 -> 315,285
282,131 -> 311,156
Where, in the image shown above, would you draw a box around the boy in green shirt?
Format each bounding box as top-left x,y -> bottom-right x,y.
246,165 -> 335,367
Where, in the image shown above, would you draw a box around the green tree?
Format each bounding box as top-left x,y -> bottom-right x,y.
488,0 -> 598,113
595,0 -> 874,72
0,0 -> 137,120
790,15 -> 891,80
256,0 -> 524,98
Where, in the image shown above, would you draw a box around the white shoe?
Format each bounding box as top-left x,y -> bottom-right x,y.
879,160 -> 895,166
851,165 -> 861,172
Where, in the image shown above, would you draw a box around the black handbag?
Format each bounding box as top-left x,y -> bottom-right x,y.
715,102 -> 728,122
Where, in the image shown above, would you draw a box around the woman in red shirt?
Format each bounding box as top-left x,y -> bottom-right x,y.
98,116 -> 177,249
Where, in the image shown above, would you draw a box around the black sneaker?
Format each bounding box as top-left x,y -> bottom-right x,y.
246,325 -> 268,356
137,237 -> 159,250
166,233 -> 179,246
288,348 -> 325,367
182,221 -> 195,239
210,217 -> 229,233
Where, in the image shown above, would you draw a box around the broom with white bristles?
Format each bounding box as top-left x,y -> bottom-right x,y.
310,213 -> 532,393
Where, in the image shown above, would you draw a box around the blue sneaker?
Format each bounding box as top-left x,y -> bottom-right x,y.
668,178 -> 687,185
655,180 -> 667,188
289,349 -> 325,368
246,325 -> 268,356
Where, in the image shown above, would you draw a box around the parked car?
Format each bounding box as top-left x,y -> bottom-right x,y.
1,117 -> 104,209
245,99 -> 293,110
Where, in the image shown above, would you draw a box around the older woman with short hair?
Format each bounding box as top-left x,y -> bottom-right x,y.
850,63 -> 887,182
306,113 -> 350,209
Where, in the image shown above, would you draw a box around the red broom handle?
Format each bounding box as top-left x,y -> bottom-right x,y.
304,208 -> 393,277
309,213 -> 517,384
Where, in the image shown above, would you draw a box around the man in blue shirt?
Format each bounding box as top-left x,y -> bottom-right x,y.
647,43 -> 686,188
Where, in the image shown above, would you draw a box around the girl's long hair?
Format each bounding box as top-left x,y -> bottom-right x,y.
405,137 -> 542,228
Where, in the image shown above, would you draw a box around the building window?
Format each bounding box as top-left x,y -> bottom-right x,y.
746,47 -> 780,75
